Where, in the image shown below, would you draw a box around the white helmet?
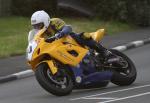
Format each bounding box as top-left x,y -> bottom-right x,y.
31,10 -> 50,29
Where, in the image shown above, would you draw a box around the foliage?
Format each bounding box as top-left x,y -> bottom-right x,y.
12,0 -> 57,17
11,0 -> 150,26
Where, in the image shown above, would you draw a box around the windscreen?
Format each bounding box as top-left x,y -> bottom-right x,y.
28,29 -> 40,42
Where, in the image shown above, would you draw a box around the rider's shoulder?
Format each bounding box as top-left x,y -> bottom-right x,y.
50,18 -> 64,23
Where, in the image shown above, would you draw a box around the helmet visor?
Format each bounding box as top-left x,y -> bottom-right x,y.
32,23 -> 44,30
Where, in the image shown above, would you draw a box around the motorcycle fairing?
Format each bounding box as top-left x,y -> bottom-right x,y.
82,71 -> 113,84
70,61 -> 113,84
27,28 -> 106,77
31,37 -> 88,66
27,29 -> 89,70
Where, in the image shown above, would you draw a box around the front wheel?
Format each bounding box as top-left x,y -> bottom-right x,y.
109,49 -> 137,86
35,63 -> 73,96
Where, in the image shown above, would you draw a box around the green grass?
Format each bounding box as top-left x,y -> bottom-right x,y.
0,16 -> 136,58
0,17 -> 30,58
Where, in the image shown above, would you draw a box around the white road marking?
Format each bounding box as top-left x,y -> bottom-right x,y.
13,70 -> 34,78
70,84 -> 150,101
131,40 -> 144,47
83,97 -> 117,100
112,46 -> 127,51
98,92 -> 150,103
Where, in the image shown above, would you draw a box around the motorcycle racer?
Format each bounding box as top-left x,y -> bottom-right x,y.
28,10 -> 119,63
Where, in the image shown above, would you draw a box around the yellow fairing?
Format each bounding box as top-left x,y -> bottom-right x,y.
29,34 -> 88,71
28,28 -> 104,74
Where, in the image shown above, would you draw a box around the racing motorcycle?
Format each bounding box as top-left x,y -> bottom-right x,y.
26,28 -> 137,96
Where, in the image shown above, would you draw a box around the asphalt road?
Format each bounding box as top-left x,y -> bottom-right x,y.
0,44 -> 150,103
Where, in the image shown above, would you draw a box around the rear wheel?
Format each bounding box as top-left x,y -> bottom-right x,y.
109,49 -> 137,86
35,63 -> 73,96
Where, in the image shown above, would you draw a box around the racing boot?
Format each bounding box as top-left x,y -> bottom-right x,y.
76,34 -> 120,64
103,50 -> 120,64
93,43 -> 120,64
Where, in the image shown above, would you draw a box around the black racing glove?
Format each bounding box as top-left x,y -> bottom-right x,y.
45,32 -> 64,43
55,32 -> 64,39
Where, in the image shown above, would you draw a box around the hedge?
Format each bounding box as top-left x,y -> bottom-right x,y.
81,0 -> 150,26
11,0 -> 150,26
12,0 -> 57,17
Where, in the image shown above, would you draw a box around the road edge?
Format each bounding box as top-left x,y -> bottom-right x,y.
0,38 -> 150,83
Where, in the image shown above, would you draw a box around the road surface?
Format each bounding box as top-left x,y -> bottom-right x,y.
0,44 -> 150,103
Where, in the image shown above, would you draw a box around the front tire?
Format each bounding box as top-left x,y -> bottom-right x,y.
110,49 -> 137,86
35,63 -> 73,96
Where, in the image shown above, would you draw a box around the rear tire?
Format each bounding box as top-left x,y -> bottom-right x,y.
35,63 -> 73,96
110,49 -> 137,86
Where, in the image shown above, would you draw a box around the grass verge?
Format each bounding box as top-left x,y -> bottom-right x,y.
0,16 -> 136,58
